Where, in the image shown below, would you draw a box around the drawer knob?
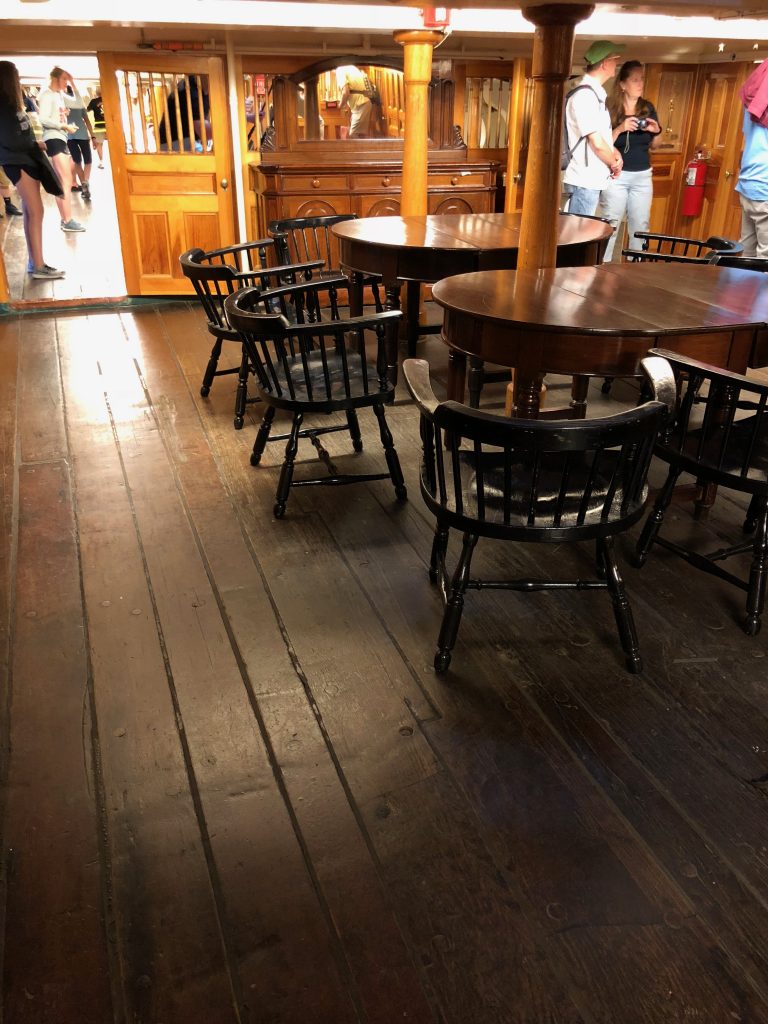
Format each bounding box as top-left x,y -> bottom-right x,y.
382,175 -> 392,186
312,177 -> 321,189
450,176 -> 459,186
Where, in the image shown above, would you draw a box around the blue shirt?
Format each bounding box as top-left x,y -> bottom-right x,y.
736,110 -> 768,202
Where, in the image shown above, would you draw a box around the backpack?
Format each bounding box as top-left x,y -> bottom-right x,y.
561,83 -> 598,172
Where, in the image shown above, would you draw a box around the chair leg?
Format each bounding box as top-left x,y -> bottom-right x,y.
373,403 -> 407,502
201,338 -> 224,397
435,532 -> 478,674
600,536 -> 643,673
744,501 -> 768,636
430,526 -> 449,585
635,466 -> 682,567
273,412 -> 303,519
744,494 -> 760,534
371,280 -> 383,314
346,409 -> 363,452
234,345 -> 250,430
251,406 -> 276,466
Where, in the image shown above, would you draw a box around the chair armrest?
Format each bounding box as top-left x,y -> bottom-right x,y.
639,355 -> 677,416
234,259 -> 325,283
287,310 -> 402,335
649,347 -> 768,396
202,238 -> 274,260
403,358 -> 440,417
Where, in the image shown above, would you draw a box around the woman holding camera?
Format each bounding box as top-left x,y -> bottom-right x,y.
598,60 -> 662,262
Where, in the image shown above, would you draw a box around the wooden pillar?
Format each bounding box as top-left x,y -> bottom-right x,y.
394,29 -> 445,216
517,4 -> 594,270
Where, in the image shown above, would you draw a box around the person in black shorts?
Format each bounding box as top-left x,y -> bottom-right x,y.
66,86 -> 94,201
37,66 -> 85,232
0,61 -> 64,278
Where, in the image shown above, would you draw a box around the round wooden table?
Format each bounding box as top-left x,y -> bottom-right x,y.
332,212 -> 612,355
432,262 -> 768,418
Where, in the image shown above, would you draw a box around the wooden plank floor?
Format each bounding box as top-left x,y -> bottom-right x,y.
2,302 -> 768,1024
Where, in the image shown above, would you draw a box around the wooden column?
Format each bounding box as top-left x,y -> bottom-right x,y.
394,29 -> 445,216
517,4 -> 594,270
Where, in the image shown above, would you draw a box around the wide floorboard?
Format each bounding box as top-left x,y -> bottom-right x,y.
2,303 -> 768,1024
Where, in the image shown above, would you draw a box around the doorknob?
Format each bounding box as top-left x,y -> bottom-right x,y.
724,170 -> 733,180
220,177 -> 229,190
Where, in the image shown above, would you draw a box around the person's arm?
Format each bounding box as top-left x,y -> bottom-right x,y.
612,115 -> 639,143
572,89 -> 622,176
586,130 -> 623,176
338,82 -> 351,112
646,107 -> 663,150
37,91 -> 56,131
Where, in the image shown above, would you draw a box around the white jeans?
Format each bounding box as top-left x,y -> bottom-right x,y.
740,195 -> 768,259
598,168 -> 653,262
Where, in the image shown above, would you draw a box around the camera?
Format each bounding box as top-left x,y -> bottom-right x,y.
636,117 -> 649,130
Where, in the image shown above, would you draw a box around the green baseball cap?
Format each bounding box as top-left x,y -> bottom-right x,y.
583,40 -> 626,65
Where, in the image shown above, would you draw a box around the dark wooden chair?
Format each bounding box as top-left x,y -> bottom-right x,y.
224,277 -> 407,518
632,231 -> 743,259
620,248 -> 710,265
706,253 -> 768,271
180,242 -> 324,428
268,213 -> 383,313
636,348 -> 768,637
403,355 -> 675,674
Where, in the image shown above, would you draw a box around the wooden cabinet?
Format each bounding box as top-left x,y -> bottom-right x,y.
251,159 -> 499,229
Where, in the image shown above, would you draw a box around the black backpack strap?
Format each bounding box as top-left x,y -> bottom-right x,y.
564,83 -> 601,166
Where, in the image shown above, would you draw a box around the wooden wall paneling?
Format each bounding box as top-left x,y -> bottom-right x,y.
3,316 -> 113,1022
666,62 -> 749,240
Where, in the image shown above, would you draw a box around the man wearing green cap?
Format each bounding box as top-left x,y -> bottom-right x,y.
563,40 -> 626,216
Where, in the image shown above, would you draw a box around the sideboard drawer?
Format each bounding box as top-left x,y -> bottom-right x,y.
429,171 -> 490,189
281,174 -> 350,192
352,172 -> 403,190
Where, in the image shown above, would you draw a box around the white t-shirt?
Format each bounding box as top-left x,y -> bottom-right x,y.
563,75 -> 613,190
38,87 -> 79,143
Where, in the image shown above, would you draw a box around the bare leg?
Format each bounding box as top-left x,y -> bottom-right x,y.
71,158 -> 85,186
50,152 -> 73,222
14,171 -> 45,268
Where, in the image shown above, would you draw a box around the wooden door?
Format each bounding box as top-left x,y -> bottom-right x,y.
671,62 -> 750,241
98,53 -> 235,296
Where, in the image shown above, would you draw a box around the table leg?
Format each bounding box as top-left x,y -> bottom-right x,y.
349,271 -> 364,317
447,350 -> 466,403
468,358 -> 484,409
514,371 -> 545,418
406,281 -> 421,357
385,283 -> 402,314
694,480 -> 716,520
570,374 -> 589,419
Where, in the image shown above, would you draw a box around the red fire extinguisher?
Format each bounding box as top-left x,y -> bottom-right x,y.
681,152 -> 707,217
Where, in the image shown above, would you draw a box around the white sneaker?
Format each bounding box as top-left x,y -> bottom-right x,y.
61,219 -> 85,232
31,265 -> 65,280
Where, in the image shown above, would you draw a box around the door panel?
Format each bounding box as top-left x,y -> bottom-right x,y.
670,63 -> 749,242
98,53 -> 235,296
